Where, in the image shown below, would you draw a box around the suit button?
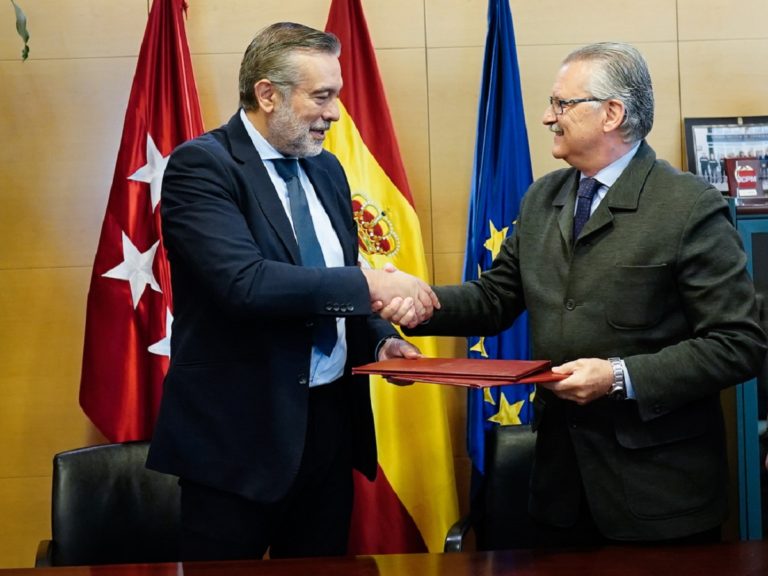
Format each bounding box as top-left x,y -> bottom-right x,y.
298,375 -> 308,386
332,304 -> 340,312
565,299 -> 575,311
653,403 -> 663,414
325,303 -> 334,312
339,304 -> 348,312
348,304 -> 355,312
305,320 -> 314,328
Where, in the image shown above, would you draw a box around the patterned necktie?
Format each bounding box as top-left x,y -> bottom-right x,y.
573,177 -> 601,242
272,158 -> 337,356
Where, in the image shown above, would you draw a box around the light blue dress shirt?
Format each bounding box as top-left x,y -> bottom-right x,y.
240,109 -> 346,386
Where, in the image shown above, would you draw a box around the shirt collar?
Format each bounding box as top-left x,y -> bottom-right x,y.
239,108 -> 288,160
589,141 -> 641,187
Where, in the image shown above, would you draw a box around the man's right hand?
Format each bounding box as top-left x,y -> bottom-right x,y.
362,265 -> 439,328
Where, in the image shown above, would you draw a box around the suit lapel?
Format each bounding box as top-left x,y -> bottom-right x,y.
224,114 -> 302,264
554,171 -> 578,247
573,140 -> 657,243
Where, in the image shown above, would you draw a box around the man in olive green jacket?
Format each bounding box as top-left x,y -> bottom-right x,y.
398,43 -> 767,546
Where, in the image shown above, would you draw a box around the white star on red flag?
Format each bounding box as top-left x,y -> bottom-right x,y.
128,133 -> 169,211
148,307 -> 173,357
101,232 -> 161,309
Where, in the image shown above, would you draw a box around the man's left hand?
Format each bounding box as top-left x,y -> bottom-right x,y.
538,358 -> 614,405
378,337 -> 422,361
377,338 -> 421,386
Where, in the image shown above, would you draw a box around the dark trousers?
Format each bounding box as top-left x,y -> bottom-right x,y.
179,381 -> 353,561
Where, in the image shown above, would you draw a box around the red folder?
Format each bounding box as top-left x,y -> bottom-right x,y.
352,357 -> 566,388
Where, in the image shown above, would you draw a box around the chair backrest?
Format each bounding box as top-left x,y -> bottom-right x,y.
475,425 -> 536,550
46,441 -> 180,566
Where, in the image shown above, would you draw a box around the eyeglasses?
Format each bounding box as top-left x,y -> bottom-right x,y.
548,96 -> 604,115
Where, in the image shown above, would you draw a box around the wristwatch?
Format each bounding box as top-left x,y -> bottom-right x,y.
607,357 -> 626,400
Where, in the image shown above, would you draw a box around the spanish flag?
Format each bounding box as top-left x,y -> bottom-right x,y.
325,0 -> 459,554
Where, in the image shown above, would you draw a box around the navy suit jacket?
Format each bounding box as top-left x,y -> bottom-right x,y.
147,113 -> 396,502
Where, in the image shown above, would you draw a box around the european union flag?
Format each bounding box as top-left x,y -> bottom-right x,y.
464,0 -> 533,478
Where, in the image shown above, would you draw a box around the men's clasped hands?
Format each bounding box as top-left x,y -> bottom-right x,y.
363,263 -> 439,329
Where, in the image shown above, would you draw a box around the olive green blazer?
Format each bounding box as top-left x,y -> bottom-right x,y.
411,141 -> 766,540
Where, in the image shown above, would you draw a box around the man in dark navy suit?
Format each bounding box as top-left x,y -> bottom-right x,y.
147,22 -> 436,561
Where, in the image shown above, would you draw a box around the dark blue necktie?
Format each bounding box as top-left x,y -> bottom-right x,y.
273,158 -> 337,356
573,177 -> 601,242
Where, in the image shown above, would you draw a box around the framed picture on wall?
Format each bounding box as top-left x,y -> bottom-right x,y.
683,116 -> 768,195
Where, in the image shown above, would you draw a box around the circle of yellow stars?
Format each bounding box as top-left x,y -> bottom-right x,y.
470,218 -> 535,426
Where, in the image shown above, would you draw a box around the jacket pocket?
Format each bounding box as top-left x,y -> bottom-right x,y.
614,400 -> 725,519
606,263 -> 671,330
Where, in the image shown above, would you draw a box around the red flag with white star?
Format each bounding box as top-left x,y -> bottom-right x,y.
79,0 -> 203,442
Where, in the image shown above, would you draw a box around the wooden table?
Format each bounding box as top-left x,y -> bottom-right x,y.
7,541 -> 768,576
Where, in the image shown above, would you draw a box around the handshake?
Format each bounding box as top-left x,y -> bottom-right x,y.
362,263 -> 439,328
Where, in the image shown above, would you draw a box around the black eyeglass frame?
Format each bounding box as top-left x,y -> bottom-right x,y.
549,96 -> 605,115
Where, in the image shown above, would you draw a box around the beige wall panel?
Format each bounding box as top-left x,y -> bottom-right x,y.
0,58 -> 135,269
678,0 -> 768,41
425,0 -> 485,48
0,0 -> 147,61
356,0 -> 425,49
510,0 -> 677,46
427,46 -> 483,256
376,48 -> 432,252
432,249 -> 466,354
425,0 -> 678,49
0,268 -> 96,477
638,42 -> 682,169
190,53 -> 240,130
185,0 -> 332,56
679,39 -> 768,118
517,44 -> 570,179
186,0 -> 423,54
433,249 -> 464,285
4,0 -> 767,567
0,477 -> 50,568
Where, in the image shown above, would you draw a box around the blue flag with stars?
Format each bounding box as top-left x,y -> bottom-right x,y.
464,0 -> 533,477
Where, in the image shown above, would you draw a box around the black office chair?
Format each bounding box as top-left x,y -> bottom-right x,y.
445,425 -> 536,552
36,441 -> 181,567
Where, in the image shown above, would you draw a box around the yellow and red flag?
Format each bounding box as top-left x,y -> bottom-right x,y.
325,0 -> 459,554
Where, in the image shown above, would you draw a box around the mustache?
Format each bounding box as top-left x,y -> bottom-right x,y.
311,122 -> 332,131
548,123 -> 563,135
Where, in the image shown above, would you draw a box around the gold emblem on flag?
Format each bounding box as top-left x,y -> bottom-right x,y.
351,193 -> 399,257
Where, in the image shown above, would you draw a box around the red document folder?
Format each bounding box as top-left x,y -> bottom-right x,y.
352,357 -> 566,388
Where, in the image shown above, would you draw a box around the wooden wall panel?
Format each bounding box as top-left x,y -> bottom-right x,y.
0,59 -> 135,269
376,48 -> 432,257
0,0 -> 146,60
0,268 -> 99,477
184,0 -> 331,54
0,478 -> 51,569
358,0 -> 425,49
1,0 -> 766,567
425,0 -> 485,48
510,0 -> 677,46
638,42 -> 682,169
189,53 -> 240,130
679,39 -> 768,118
678,0 -> 768,41
427,46 -> 483,257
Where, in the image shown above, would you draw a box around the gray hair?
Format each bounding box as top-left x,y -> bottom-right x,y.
563,42 -> 654,143
238,22 -> 341,111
